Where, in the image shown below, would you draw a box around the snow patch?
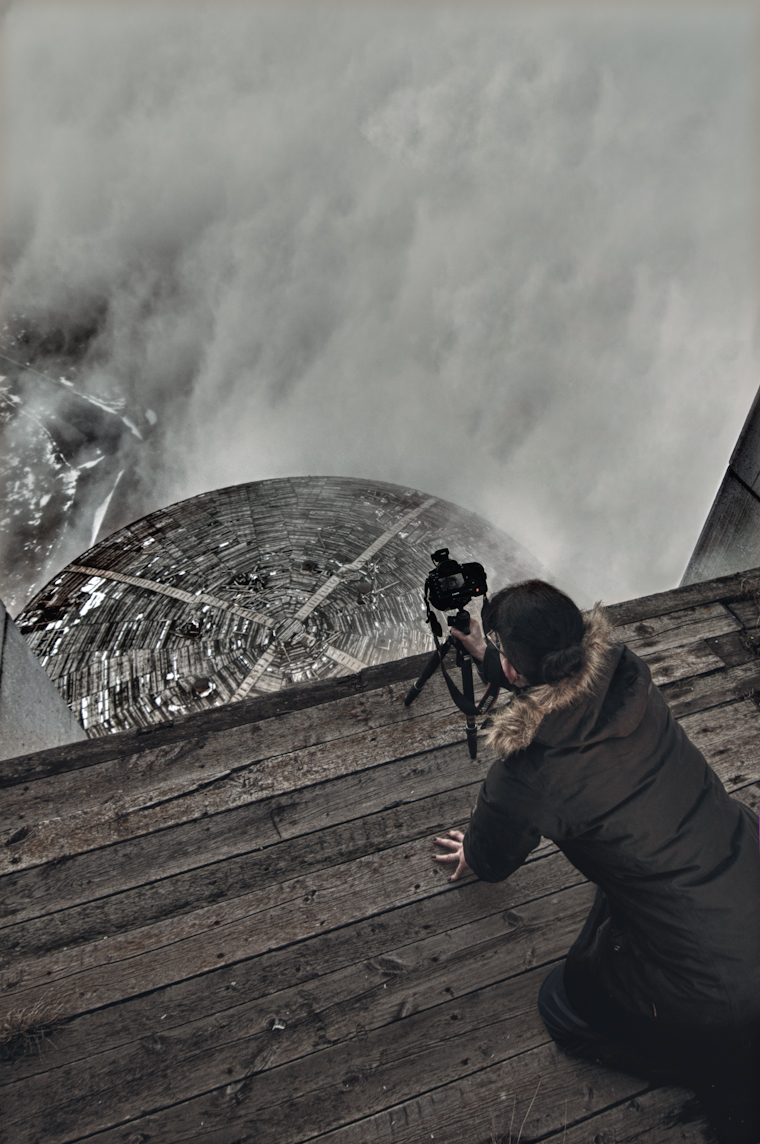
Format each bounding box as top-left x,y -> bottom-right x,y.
121,416 -> 143,439
90,469 -> 123,548
80,589 -> 107,615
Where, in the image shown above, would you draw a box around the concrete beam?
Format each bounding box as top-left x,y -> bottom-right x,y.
682,387 -> 760,585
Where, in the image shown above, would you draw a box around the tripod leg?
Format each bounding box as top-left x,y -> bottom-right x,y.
404,640 -> 451,706
460,653 -> 478,759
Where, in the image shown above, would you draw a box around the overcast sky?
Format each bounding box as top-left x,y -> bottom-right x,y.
1,0 -> 757,608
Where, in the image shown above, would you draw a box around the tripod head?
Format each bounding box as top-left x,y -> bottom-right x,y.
448,607 -> 471,634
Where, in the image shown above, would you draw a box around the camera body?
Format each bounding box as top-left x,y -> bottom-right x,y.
425,548 -> 488,612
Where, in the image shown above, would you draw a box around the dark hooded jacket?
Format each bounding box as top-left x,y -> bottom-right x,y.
463,605 -> 760,1035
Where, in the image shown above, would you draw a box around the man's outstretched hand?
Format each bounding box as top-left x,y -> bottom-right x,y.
433,829 -> 472,882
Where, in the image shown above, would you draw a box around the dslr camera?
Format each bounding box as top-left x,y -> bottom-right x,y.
425,548 -> 488,613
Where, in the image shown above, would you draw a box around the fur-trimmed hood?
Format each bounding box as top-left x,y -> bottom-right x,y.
486,603 -> 615,758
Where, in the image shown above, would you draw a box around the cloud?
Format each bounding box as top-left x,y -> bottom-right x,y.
1,1 -> 757,611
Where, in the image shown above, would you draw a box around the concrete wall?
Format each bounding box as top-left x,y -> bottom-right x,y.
682,387 -> 760,585
0,598 -> 86,761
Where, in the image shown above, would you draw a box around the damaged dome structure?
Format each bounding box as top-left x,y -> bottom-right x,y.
16,476 -> 541,735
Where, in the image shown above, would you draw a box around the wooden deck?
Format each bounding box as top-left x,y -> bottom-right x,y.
1,569 -> 759,1144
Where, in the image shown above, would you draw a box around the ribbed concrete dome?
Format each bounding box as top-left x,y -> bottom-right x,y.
17,476 -> 541,735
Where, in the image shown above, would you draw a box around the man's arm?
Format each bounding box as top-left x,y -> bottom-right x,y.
432,795 -> 541,883
464,770 -> 543,881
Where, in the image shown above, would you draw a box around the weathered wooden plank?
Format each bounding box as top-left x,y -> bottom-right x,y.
0,779 -> 485,961
705,629 -> 757,669
1,886 -> 597,1143
320,1050 -> 644,1144
1,666 -> 455,811
612,603 -> 740,656
0,844 -> 586,1023
604,565 -> 760,626
540,1083 -> 714,1144
641,641 -> 724,687
726,597 -> 760,632
7,966 -> 557,1144
660,659 -> 760,719
680,699 -> 760,779
319,1053 -> 706,1144
0,680 -> 481,874
0,743 -> 484,929
0,855 -> 588,1087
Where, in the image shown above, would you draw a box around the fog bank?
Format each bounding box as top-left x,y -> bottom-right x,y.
1,2 -> 757,611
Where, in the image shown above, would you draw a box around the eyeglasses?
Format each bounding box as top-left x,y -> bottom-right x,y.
486,631 -> 503,655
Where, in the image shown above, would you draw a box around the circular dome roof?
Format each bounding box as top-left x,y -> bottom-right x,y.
17,476 -> 541,735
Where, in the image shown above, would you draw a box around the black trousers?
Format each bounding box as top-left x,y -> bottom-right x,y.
538,961 -> 760,1144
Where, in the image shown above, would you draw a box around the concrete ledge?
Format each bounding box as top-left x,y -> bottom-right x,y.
0,598 -> 86,762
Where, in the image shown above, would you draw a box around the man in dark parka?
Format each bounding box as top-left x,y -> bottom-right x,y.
435,587 -> 760,1144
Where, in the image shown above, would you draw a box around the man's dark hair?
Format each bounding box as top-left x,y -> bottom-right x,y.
483,579 -> 585,686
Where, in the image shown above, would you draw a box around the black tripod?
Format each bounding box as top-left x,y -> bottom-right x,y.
404,608 -> 497,760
